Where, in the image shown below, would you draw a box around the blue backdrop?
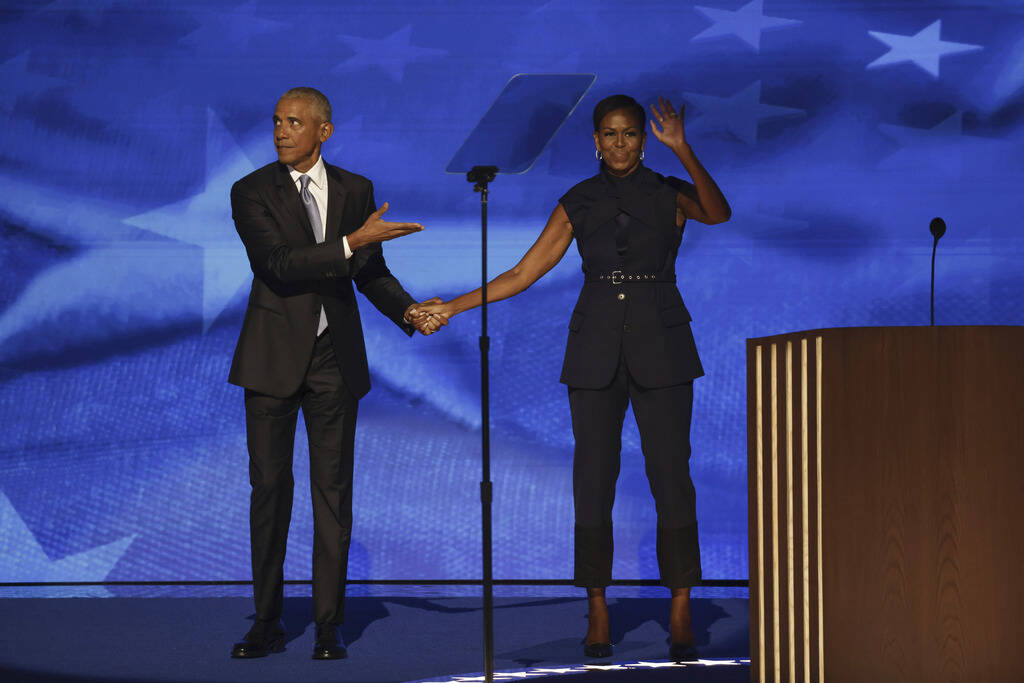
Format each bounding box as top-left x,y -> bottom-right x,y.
1,0 -> 1021,589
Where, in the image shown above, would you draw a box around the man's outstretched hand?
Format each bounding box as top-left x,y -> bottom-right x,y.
405,297 -> 449,336
347,202 -> 424,250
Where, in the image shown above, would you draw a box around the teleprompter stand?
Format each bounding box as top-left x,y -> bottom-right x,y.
467,163 -> 497,681
447,74 -> 594,682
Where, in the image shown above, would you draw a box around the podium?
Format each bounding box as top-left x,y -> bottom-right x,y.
746,326 -> 1024,682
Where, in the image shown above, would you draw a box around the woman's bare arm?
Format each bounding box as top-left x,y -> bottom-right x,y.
416,204 -> 574,320
649,96 -> 731,226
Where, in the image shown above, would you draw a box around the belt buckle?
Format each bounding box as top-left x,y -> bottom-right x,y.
611,270 -> 623,285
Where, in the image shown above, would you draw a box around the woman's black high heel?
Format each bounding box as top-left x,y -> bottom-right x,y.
583,640 -> 613,658
669,641 -> 698,661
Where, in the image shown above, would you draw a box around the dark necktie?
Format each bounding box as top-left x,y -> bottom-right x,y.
299,174 -> 324,243
299,174 -> 328,335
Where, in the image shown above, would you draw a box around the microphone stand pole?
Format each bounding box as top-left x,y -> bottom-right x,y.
930,237 -> 938,327
929,217 -> 946,327
467,164 -> 497,683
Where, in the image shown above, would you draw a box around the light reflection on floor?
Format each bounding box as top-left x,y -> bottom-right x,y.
416,658 -> 751,682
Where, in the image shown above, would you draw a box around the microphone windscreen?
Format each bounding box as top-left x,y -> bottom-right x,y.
930,217 -> 946,239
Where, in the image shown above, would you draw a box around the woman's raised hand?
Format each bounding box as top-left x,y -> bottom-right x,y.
649,96 -> 688,152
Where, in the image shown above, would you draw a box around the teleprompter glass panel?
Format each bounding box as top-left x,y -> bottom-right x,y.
446,73 -> 595,175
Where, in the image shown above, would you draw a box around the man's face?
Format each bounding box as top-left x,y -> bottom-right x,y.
273,97 -> 332,173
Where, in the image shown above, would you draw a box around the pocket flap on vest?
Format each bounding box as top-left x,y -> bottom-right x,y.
659,305 -> 691,327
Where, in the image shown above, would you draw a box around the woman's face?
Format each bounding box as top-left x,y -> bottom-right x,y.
594,108 -> 645,176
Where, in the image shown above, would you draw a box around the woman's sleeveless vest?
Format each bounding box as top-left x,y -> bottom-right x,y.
558,165 -> 704,389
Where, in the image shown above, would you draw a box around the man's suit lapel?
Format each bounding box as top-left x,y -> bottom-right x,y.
325,165 -> 348,243
273,163 -> 317,244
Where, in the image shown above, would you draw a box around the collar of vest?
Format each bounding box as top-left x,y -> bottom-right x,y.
581,164 -> 666,237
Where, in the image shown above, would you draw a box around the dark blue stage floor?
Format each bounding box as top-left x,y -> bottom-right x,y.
0,593 -> 749,682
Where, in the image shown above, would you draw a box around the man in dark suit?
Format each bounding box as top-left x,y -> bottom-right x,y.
227,87 -> 441,661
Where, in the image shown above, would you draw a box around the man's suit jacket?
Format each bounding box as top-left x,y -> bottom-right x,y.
228,160 -> 415,400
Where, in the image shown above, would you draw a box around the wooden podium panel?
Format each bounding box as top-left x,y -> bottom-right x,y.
747,326 -> 1024,683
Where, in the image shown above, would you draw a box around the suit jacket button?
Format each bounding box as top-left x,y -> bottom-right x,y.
623,323 -> 631,332
616,293 -> 625,301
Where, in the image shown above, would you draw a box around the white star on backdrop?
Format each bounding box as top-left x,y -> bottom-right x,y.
683,81 -> 804,144
692,0 -> 802,52
335,25 -> 447,83
126,109 -> 257,331
867,19 -> 982,78
0,492 -> 135,592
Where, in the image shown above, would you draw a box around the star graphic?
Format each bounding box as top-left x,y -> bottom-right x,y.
990,35 -> 1024,105
335,25 -> 447,83
683,81 -> 804,144
0,51 -> 65,113
180,1 -> 287,51
878,111 -> 965,177
125,109 -> 257,331
0,153 -> 204,364
878,110 -> 1014,183
867,20 -> 982,78
692,0 -> 802,52
0,491 -> 135,593
0,240 -> 201,367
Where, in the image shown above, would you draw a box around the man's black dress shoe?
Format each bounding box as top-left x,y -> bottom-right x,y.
583,641 -> 613,658
669,641 -> 698,662
230,620 -> 285,658
312,623 -> 348,660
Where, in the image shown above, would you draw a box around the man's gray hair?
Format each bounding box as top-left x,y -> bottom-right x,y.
280,87 -> 332,123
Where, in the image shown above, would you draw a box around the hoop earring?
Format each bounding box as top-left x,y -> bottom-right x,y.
595,150 -> 602,161
640,149 -> 645,161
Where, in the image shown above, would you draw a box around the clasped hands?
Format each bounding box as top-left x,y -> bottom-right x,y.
403,299 -> 451,336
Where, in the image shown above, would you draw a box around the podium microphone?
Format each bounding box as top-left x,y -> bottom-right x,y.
929,217 -> 946,326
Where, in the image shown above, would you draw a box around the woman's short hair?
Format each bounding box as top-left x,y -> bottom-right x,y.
592,94 -> 645,132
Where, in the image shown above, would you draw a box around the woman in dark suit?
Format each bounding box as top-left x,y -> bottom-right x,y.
416,94 -> 730,660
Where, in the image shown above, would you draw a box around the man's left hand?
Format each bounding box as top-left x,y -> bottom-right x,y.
405,298 -> 448,336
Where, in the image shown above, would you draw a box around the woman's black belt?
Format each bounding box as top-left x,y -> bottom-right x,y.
584,271 -> 676,284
